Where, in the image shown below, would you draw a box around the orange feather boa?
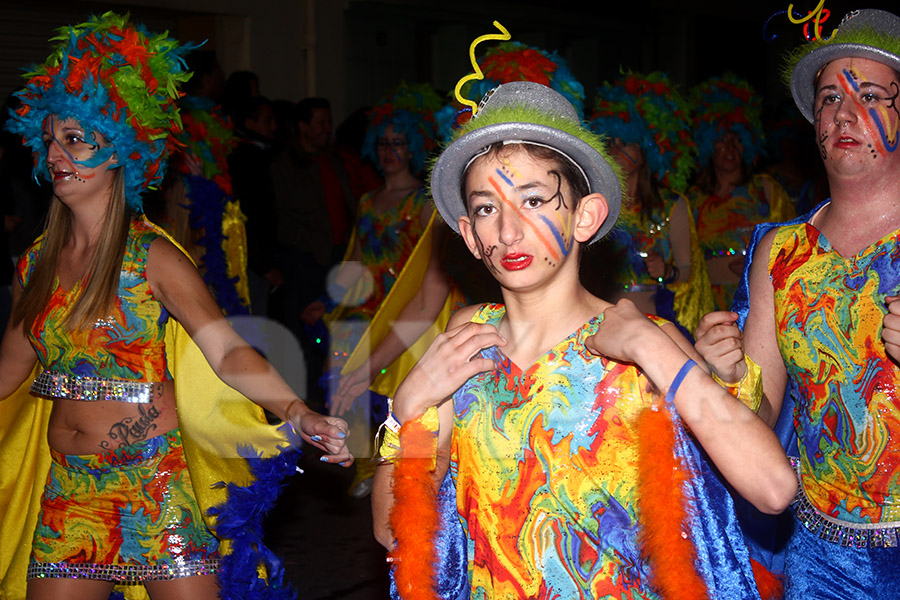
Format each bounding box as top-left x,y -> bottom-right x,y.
636,405 -> 709,599
389,419 -> 440,600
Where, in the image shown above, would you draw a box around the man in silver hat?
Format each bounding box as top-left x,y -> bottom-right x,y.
695,8 -> 900,598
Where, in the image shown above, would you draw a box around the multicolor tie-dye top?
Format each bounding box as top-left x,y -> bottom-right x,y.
450,304 -> 661,599
689,174 -> 790,260
769,223 -> 900,524
353,187 -> 428,316
17,217 -> 172,382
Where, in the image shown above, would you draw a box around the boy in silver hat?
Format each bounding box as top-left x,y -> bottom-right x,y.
372,73 -> 796,597
696,8 -> 900,598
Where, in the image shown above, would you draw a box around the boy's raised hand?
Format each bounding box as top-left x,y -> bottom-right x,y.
392,321 -> 504,423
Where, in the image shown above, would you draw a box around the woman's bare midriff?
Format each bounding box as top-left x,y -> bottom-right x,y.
46,379 -> 178,455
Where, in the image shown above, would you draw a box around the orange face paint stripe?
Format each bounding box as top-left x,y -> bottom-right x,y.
488,175 -> 560,261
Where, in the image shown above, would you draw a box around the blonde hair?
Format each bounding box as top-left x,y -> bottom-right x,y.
14,167 -> 132,332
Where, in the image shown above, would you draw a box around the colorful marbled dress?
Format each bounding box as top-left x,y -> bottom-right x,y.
450,304 -> 660,598
328,187 -> 428,359
689,173 -> 793,310
770,223 -> 900,524
20,218 -> 171,383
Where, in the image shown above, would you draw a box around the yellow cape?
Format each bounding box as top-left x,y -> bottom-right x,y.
670,192 -> 715,336
327,212 -> 464,398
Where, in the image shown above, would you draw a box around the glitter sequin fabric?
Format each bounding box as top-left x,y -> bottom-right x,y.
769,223 -> 900,525
30,370 -> 156,404
17,216 -> 172,385
450,303 -> 660,598
28,428 -> 220,581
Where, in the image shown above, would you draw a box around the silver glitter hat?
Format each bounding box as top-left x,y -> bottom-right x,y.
790,9 -> 900,122
429,81 -> 622,244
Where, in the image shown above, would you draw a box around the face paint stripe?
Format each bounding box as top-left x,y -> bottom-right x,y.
495,168 -> 514,187
842,68 -> 860,92
838,75 -> 887,154
499,157 -> 521,179
868,107 -> 899,152
487,175 -> 560,261
537,214 -> 572,257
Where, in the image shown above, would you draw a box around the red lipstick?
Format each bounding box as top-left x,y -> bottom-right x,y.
500,253 -> 533,270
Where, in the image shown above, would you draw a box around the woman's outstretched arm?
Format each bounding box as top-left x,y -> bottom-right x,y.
147,236 -> 352,465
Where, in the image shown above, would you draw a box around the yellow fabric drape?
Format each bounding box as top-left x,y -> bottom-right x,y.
329,212 -> 463,398
670,195 -> 715,336
222,199 -> 251,309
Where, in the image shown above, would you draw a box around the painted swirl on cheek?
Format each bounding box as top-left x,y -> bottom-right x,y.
815,104 -> 829,160
481,241 -> 499,274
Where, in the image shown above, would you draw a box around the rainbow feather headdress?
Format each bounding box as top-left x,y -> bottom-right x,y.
362,82 -> 442,175
6,11 -> 193,211
435,38 -> 586,140
589,71 -> 697,193
690,73 -> 764,169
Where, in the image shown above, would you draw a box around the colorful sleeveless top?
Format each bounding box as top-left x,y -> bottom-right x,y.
770,222 -> 900,524
689,173 -> 793,309
17,217 -> 172,383
450,304 -> 661,598
354,187 -> 428,315
329,188 -> 429,359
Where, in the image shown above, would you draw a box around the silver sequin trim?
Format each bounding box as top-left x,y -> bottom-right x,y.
31,370 -> 156,404
27,558 -> 220,582
790,456 -> 900,549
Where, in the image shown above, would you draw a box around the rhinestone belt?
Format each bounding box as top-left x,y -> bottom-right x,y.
27,558 -> 220,582
791,457 -> 900,549
31,370 -> 157,404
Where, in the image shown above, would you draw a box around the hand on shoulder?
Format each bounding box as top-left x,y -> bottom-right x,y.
392,304 -> 504,423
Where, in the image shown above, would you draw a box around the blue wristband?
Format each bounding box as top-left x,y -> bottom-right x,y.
664,359 -> 697,404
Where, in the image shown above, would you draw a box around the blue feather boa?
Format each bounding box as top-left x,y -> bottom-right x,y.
208,423 -> 302,599
183,174 -> 249,316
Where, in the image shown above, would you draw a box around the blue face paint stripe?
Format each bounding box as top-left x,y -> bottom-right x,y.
538,214 -> 571,257
495,168 -> 513,187
869,108 -> 899,152
842,69 -> 860,92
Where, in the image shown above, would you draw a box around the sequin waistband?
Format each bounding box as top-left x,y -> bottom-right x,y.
791,457 -> 900,549
31,370 -> 158,404
27,557 -> 220,582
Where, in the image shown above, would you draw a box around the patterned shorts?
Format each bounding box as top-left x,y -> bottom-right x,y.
28,428 -> 220,582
